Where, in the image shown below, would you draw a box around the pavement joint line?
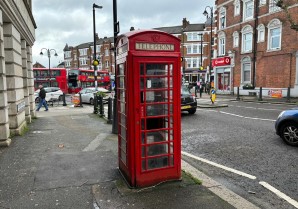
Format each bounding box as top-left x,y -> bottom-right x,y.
182,151 -> 257,180
259,181 -> 298,208
182,160 -> 260,209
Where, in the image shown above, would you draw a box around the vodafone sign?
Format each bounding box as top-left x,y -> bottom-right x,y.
212,56 -> 231,67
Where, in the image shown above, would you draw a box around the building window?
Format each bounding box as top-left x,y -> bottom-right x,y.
268,19 -> 282,51
219,7 -> 226,29
218,32 -> 226,56
269,0 -> 281,13
241,57 -> 251,83
105,60 -> 109,68
234,0 -> 240,16
79,58 -> 87,66
187,32 -> 200,41
79,48 -> 88,56
233,31 -> 239,47
65,61 -> 71,67
64,51 -> 71,58
105,48 -> 109,56
243,0 -> 254,21
257,24 -> 265,42
187,46 -> 192,54
241,25 -> 253,53
193,45 -> 198,54
259,0 -> 266,6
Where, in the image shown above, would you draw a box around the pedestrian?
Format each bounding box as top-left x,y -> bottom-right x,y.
195,80 -> 200,97
206,81 -> 210,94
36,85 -> 48,111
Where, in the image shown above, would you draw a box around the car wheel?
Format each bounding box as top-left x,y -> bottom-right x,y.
35,97 -> 40,103
90,98 -> 94,105
280,122 -> 298,146
188,109 -> 196,114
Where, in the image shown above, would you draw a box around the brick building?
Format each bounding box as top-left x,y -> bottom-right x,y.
214,0 -> 298,96
63,18 -> 215,84
0,0 -> 36,146
63,35 -> 115,74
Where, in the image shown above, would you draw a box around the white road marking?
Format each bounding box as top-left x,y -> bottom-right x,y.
82,132 -> 109,151
182,151 -> 257,180
183,152 -> 298,207
219,111 -> 276,122
259,181 -> 298,208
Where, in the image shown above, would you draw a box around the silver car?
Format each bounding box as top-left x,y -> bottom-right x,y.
76,87 -> 109,104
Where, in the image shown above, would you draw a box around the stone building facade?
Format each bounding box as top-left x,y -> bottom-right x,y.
214,0 -> 298,96
0,0 -> 36,146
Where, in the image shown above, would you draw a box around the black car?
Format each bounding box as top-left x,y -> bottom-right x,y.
181,85 -> 197,114
275,108 -> 298,146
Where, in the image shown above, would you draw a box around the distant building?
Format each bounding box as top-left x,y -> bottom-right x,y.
33,62 -> 46,68
0,0 -> 36,146
63,18 -> 215,83
214,0 -> 298,96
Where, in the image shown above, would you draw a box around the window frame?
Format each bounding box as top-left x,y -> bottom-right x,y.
234,0 -> 240,16
241,57 -> 251,83
267,19 -> 282,51
219,7 -> 226,29
218,32 -> 226,56
241,25 -> 253,53
233,31 -> 239,48
242,0 -> 254,21
257,24 -> 265,42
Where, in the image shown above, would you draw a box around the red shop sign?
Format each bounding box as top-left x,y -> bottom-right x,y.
212,56 -> 231,67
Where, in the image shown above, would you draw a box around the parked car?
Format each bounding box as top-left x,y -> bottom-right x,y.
181,85 -> 197,114
34,87 -> 64,103
275,108 -> 298,146
75,87 -> 109,105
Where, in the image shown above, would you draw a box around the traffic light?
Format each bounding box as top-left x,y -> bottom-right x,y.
199,66 -> 204,70
93,59 -> 99,66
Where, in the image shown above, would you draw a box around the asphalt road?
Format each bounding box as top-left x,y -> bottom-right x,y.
182,100 -> 298,209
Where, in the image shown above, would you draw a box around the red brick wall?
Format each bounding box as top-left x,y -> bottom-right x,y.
216,0 -> 298,88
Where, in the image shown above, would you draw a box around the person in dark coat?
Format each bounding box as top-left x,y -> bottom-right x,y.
36,85 -> 48,111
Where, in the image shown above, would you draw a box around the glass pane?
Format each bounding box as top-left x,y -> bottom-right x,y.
119,90 -> 125,102
120,150 -> 126,164
147,156 -> 169,169
146,64 -> 168,75
119,77 -> 125,88
140,63 -> 144,75
146,77 -> 168,89
145,91 -> 168,103
121,125 -> 126,141
120,113 -> 126,125
146,104 -> 168,116
146,130 -> 169,143
120,102 -> 126,113
147,144 -> 168,156
170,142 -> 174,154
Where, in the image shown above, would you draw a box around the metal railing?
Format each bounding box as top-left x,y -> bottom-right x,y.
93,94 -> 113,123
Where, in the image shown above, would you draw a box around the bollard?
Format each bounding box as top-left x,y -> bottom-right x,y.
258,87 -> 263,101
62,93 -> 67,106
79,93 -> 83,107
287,87 -> 291,102
99,95 -> 104,117
236,87 -> 240,100
93,94 -> 98,114
107,97 -> 113,124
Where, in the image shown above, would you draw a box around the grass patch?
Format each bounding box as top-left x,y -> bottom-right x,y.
182,170 -> 202,185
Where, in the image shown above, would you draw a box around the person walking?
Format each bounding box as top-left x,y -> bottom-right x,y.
206,81 -> 210,94
195,80 -> 200,97
36,85 -> 48,111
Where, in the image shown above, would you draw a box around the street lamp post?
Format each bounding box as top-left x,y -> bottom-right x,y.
40,48 -> 58,87
203,6 -> 213,82
92,3 -> 103,90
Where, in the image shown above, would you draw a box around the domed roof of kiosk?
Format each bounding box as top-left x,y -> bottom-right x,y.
117,29 -> 180,44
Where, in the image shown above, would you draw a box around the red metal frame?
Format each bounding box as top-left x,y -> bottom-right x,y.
116,30 -> 181,188
33,68 -> 67,93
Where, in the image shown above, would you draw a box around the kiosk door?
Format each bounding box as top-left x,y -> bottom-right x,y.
134,57 -> 180,186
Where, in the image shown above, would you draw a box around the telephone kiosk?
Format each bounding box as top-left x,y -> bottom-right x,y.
116,29 -> 182,187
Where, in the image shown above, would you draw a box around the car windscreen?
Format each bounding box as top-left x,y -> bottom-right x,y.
181,86 -> 190,95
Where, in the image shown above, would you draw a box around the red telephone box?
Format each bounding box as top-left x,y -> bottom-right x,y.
116,29 -> 181,187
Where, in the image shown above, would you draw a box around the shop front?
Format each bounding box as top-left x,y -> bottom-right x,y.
212,56 -> 232,94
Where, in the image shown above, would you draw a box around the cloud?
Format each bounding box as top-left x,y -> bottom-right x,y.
32,0 -> 214,67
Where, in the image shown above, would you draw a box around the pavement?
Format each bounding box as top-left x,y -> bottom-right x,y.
1,93 -> 295,209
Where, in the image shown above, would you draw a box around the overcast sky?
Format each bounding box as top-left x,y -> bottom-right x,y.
32,0 -> 215,67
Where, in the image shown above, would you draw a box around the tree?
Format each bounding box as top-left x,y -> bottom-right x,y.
276,0 -> 298,31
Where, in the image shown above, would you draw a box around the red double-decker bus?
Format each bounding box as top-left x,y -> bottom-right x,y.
33,68 -> 68,93
67,69 -> 110,93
